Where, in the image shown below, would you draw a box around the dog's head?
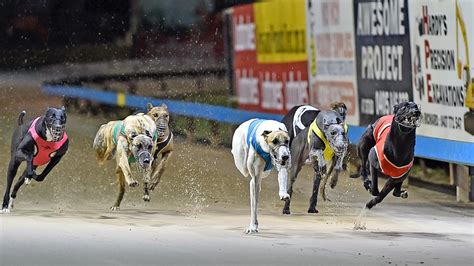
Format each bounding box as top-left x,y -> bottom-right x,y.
317,110 -> 348,155
129,133 -> 154,170
44,106 -> 67,142
146,103 -> 169,138
262,130 -> 291,168
330,102 -> 348,121
393,101 -> 422,128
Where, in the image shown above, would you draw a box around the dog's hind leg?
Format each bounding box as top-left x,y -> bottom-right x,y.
149,151 -> 172,192
111,169 -> 126,211
9,170 -> 28,209
2,161 -> 20,212
366,178 -> 396,209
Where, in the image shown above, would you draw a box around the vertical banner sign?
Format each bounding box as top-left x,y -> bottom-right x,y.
409,0 -> 474,142
254,0 -> 309,114
308,0 -> 359,125
354,0 -> 413,126
233,4 -> 260,112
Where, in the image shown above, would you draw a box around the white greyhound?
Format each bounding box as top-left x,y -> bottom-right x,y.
231,119 -> 291,234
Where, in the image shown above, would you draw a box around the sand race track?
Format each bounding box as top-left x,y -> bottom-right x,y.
0,84 -> 473,265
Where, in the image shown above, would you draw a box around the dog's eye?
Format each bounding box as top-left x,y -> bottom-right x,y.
272,139 -> 279,145
154,114 -> 158,117
331,131 -> 337,136
137,144 -> 142,149
284,140 -> 289,145
148,145 -> 153,150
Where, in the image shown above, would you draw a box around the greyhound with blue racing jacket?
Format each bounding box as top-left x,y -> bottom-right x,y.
232,119 -> 291,234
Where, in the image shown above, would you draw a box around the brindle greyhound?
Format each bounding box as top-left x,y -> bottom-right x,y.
141,103 -> 174,202
282,110 -> 348,215
351,102 -> 421,209
2,107 -> 69,213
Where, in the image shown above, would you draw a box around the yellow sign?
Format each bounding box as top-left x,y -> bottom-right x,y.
254,0 -> 307,63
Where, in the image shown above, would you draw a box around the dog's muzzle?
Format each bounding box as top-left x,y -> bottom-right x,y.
156,118 -> 168,138
48,124 -> 65,142
395,110 -> 422,128
136,150 -> 152,170
271,145 -> 291,168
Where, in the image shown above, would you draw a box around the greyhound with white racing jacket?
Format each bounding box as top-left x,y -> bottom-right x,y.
232,119 -> 291,234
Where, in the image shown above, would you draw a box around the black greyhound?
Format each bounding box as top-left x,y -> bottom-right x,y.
352,102 -> 421,209
1,107 -> 69,213
282,109 -> 348,214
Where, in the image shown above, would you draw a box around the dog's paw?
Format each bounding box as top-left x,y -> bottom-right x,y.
307,208 -> 319,214
142,195 -> 151,202
363,179 -> 372,191
282,208 -> 291,215
8,198 -> 15,209
370,187 -> 380,196
400,190 -> 408,199
244,225 -> 258,234
110,206 -> 120,211
128,180 -> 139,187
25,178 -> 32,185
1,208 -> 10,214
279,193 -> 290,200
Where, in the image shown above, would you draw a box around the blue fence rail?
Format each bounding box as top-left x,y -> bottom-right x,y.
42,85 -> 474,166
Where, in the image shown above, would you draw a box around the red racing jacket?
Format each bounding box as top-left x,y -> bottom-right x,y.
373,115 -> 413,178
28,117 -> 68,166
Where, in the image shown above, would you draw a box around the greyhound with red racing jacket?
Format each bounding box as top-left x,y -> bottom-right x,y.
2,107 -> 69,213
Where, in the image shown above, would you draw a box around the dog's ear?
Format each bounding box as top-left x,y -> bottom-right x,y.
60,106 -> 66,111
147,103 -> 153,112
161,104 -> 168,110
393,102 -> 407,114
261,130 -> 272,139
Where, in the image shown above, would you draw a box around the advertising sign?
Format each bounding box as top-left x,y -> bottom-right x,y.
233,0 -> 309,114
409,0 -> 474,142
308,0 -> 359,125
354,0 -> 413,126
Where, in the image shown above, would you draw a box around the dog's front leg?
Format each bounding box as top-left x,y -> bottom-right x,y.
246,174 -> 261,234
2,160 -> 21,212
276,167 -> 290,200
149,151 -> 173,192
142,169 -> 152,202
329,151 -> 346,189
117,140 -> 138,187
33,156 -> 63,182
308,150 -> 324,213
366,178 -> 397,209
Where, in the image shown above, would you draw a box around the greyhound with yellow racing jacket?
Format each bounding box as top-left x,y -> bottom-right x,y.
93,113 -> 157,210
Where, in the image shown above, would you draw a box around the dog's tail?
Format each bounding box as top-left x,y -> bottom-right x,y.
18,111 -> 26,126
93,123 -> 115,165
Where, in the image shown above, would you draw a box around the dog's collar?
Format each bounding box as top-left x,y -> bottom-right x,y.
307,121 -> 348,161
247,119 -> 273,171
154,131 -> 173,158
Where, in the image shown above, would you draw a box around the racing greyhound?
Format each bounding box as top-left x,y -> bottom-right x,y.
352,101 -> 421,209
282,102 -> 349,201
232,119 -> 291,234
2,107 -> 69,213
282,110 -> 348,215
